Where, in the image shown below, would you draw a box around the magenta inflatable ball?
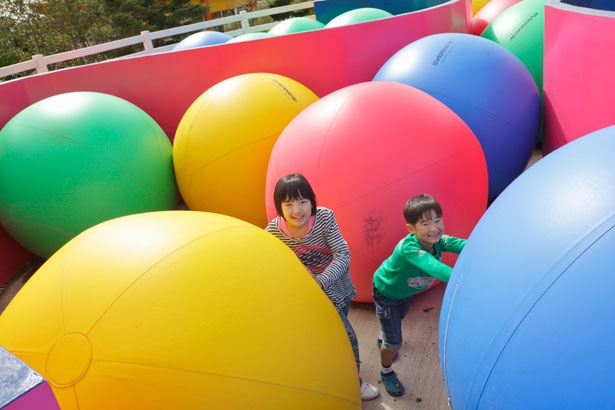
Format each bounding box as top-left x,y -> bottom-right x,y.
266,81 -> 488,302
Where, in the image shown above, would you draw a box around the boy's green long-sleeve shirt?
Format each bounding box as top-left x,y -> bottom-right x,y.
373,233 -> 466,300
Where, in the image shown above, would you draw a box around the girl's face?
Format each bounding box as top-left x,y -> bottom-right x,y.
407,209 -> 444,251
281,196 -> 313,232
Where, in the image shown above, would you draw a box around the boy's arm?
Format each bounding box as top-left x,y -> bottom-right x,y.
402,246 -> 453,283
441,235 -> 466,254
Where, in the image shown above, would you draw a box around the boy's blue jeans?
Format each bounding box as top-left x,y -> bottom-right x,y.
338,301 -> 360,372
373,285 -> 413,351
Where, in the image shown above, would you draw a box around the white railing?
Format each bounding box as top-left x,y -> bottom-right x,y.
0,1 -> 315,80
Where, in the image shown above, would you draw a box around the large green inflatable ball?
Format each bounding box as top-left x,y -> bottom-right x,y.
481,0 -> 547,99
269,17 -> 325,35
324,8 -> 393,28
0,92 -> 178,258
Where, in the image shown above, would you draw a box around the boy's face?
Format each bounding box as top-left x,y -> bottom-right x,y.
407,209 -> 444,251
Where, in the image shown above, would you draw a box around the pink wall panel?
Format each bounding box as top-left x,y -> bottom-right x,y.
0,1 -> 468,140
543,2 -> 615,154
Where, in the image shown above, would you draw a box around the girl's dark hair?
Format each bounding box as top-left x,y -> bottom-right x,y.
403,194 -> 442,225
273,173 -> 317,217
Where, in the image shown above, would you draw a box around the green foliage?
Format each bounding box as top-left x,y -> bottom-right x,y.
0,0 -> 207,75
102,0 -> 207,46
268,0 -> 309,20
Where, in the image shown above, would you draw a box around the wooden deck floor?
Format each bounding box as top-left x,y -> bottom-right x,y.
351,284 -> 450,410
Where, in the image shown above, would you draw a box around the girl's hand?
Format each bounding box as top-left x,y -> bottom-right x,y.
309,270 -> 324,289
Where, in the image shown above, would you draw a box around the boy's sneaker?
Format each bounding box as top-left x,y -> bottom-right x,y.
381,371 -> 405,397
360,380 -> 380,401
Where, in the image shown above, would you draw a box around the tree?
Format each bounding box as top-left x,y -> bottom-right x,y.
268,0 -> 309,21
102,0 -> 208,47
0,0 -> 56,69
0,0 -> 208,74
40,0 -> 113,52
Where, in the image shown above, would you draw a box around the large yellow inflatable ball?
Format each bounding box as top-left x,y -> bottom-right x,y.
473,0 -> 491,15
173,73 -> 319,227
0,211 -> 360,410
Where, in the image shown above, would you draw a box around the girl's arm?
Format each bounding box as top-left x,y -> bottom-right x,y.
315,211 -> 350,290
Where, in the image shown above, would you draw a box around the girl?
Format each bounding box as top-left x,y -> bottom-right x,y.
265,173 -> 379,401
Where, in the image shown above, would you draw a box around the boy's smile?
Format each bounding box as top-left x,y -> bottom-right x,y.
407,209 -> 444,252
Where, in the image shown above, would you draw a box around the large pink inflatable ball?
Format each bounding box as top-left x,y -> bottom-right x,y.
471,0 -> 522,35
0,211 -> 360,409
173,73 -> 318,227
0,92 -> 178,258
481,0 -> 547,100
324,8 -> 393,28
266,81 -> 488,302
374,32 -> 541,202
172,30 -> 232,50
268,17 -> 325,35
226,32 -> 274,43
439,125 -> 615,409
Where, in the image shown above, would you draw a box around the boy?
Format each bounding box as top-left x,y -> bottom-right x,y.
372,194 -> 466,397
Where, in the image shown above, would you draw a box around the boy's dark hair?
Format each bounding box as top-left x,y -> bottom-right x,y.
273,173 -> 317,218
403,194 -> 442,225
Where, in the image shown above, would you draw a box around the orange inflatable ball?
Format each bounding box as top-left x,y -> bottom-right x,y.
173,73 -> 318,227
0,211 -> 360,410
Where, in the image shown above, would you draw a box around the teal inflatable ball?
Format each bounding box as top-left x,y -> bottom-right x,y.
172,31 -> 232,51
269,17 -> 325,35
374,32 -> 541,202
226,32 -> 274,43
324,8 -> 393,28
439,126 -> 615,409
0,92 -> 178,258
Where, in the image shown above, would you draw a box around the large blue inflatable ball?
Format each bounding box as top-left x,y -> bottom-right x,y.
439,125 -> 615,409
172,31 -> 232,51
374,32 -> 541,202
